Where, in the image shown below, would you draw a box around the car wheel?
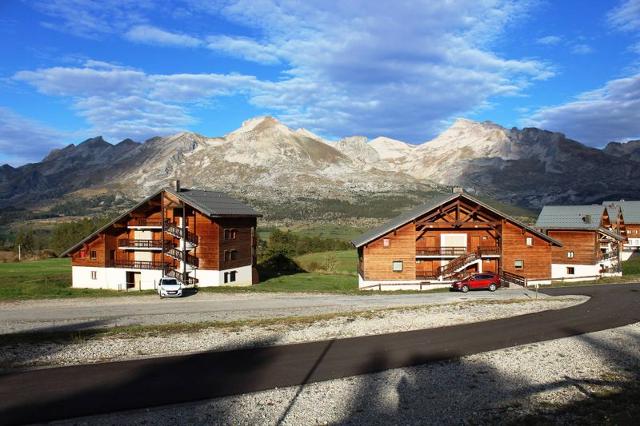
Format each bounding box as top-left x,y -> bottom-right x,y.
489,283 -> 497,292
461,285 -> 469,293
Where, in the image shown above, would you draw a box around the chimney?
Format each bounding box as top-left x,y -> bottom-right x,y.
582,214 -> 591,224
452,187 -> 464,194
175,179 -> 181,192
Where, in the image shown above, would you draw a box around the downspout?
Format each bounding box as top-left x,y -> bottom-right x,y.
182,199 -> 187,284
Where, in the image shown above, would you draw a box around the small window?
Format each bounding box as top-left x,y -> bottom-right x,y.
514,260 -> 524,269
526,237 -> 533,246
230,271 -> 237,282
392,260 -> 403,272
224,229 -> 238,240
566,267 -> 575,275
230,250 -> 238,260
224,272 -> 229,283
90,250 -> 97,260
567,251 -> 575,259
91,271 -> 97,280
383,238 -> 390,248
482,236 -> 488,240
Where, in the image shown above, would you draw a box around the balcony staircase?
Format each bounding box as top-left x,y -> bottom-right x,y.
163,220 -> 199,286
165,269 -> 198,286
437,252 -> 480,279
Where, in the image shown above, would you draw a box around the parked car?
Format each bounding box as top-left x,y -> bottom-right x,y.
157,277 -> 183,298
451,272 -> 501,293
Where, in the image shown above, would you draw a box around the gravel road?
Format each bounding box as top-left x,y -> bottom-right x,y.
57,320 -> 640,425
1,296 -> 583,370
0,287 -> 549,334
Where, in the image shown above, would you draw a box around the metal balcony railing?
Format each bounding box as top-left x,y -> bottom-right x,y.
164,220 -> 199,245
110,260 -> 169,270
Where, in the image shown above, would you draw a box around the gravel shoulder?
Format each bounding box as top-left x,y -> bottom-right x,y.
1,296 -> 585,370
58,320 -> 640,426
0,288 -> 552,334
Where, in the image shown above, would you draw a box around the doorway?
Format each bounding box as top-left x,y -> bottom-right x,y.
126,271 -> 141,290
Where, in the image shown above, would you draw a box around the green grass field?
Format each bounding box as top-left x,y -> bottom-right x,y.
622,254 -> 640,275
258,224 -> 365,242
0,258 -> 157,300
295,250 -> 357,274
201,273 -> 359,295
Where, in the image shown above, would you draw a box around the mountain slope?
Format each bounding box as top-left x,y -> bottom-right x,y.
604,139 -> 640,162
2,116 -> 639,224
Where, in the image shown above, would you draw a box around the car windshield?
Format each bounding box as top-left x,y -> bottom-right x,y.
161,279 -> 178,286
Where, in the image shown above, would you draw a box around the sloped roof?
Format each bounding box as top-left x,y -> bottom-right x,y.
165,188 -> 261,217
352,192 -> 561,248
535,205 -> 605,230
60,188 -> 260,257
603,200 -> 640,224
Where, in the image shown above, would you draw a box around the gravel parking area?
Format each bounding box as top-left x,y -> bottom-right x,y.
1,296 -> 584,370
58,320 -> 640,425
0,288 -> 548,334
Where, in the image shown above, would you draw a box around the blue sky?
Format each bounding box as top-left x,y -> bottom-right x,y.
1,0 -> 640,166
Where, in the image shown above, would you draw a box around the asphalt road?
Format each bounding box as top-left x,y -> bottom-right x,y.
1,284 -> 639,425
0,288 -> 539,334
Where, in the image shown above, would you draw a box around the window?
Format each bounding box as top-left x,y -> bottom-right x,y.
566,267 -> 575,275
91,271 -> 97,280
392,260 -> 403,272
526,237 -> 533,246
224,250 -> 238,262
224,229 -> 238,240
514,260 -> 524,269
90,250 -> 97,260
567,251 -> 575,259
383,238 -> 390,248
224,271 -> 237,283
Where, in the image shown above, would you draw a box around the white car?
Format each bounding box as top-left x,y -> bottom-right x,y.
157,277 -> 183,298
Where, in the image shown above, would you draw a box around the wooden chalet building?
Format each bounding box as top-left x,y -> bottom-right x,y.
603,200 -> 640,261
61,183 -> 261,290
352,191 -> 561,290
535,205 -> 625,280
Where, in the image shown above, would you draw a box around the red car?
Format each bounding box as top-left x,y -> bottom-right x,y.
451,272 -> 501,293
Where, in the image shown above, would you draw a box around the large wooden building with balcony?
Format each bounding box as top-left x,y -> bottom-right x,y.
61,183 -> 261,290
352,191 -> 562,290
535,205 -> 625,280
603,200 -> 640,261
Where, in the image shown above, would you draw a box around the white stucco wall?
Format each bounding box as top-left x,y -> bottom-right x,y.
551,263 -> 600,280
72,266 -> 162,291
192,264 -> 253,287
358,274 -> 452,291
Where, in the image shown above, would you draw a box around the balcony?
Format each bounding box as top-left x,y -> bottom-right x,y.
127,218 -> 163,228
109,260 -> 169,270
416,246 -> 500,257
118,239 -> 172,250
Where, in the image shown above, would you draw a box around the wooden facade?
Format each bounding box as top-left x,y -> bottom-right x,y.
354,192 -> 560,287
65,187 -> 260,289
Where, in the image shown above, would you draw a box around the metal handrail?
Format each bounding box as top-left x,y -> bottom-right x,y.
164,220 -> 199,245
110,260 -> 169,270
166,247 -> 199,267
165,269 -> 199,285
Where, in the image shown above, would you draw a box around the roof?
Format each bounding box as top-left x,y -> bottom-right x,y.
165,188 -> 261,217
60,188 -> 260,257
535,205 -> 606,230
598,227 -> 626,241
603,200 -> 640,224
351,192 -> 561,248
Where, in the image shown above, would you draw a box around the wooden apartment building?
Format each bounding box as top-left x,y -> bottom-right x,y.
61,183 -> 261,290
535,205 -> 625,280
603,200 -> 640,260
352,191 -> 562,290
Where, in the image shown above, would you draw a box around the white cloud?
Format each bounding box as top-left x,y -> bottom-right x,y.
608,0 -> 640,32
536,35 -> 562,45
527,73 -> 640,146
206,35 -> 280,64
125,25 -> 201,47
570,43 -> 594,55
0,107 -> 66,165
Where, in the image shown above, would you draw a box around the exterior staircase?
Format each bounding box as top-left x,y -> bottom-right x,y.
437,252 -> 480,279
164,220 -> 199,286
165,269 -> 198,286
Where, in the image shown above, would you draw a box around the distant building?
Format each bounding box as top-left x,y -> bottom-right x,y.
61,182 -> 261,290
535,205 -> 625,280
603,200 -> 640,260
352,191 -> 561,290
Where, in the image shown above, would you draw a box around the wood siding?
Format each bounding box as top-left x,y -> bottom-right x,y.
362,222 -> 416,280
548,230 -> 598,264
501,221 -> 553,279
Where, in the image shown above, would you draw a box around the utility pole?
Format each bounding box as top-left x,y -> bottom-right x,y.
18,244 -> 21,262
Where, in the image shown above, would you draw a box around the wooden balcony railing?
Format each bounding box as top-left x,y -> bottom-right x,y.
416,246 -> 500,257
110,260 -> 169,270
165,247 -> 199,268
118,239 -> 172,249
128,218 -> 163,227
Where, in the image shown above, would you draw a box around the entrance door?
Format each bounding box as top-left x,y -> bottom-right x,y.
126,271 -> 141,290
471,236 -> 480,253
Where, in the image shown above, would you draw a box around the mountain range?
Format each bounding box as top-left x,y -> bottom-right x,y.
2,116 -> 640,224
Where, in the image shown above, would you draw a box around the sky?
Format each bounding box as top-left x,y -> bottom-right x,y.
1,0 -> 640,166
